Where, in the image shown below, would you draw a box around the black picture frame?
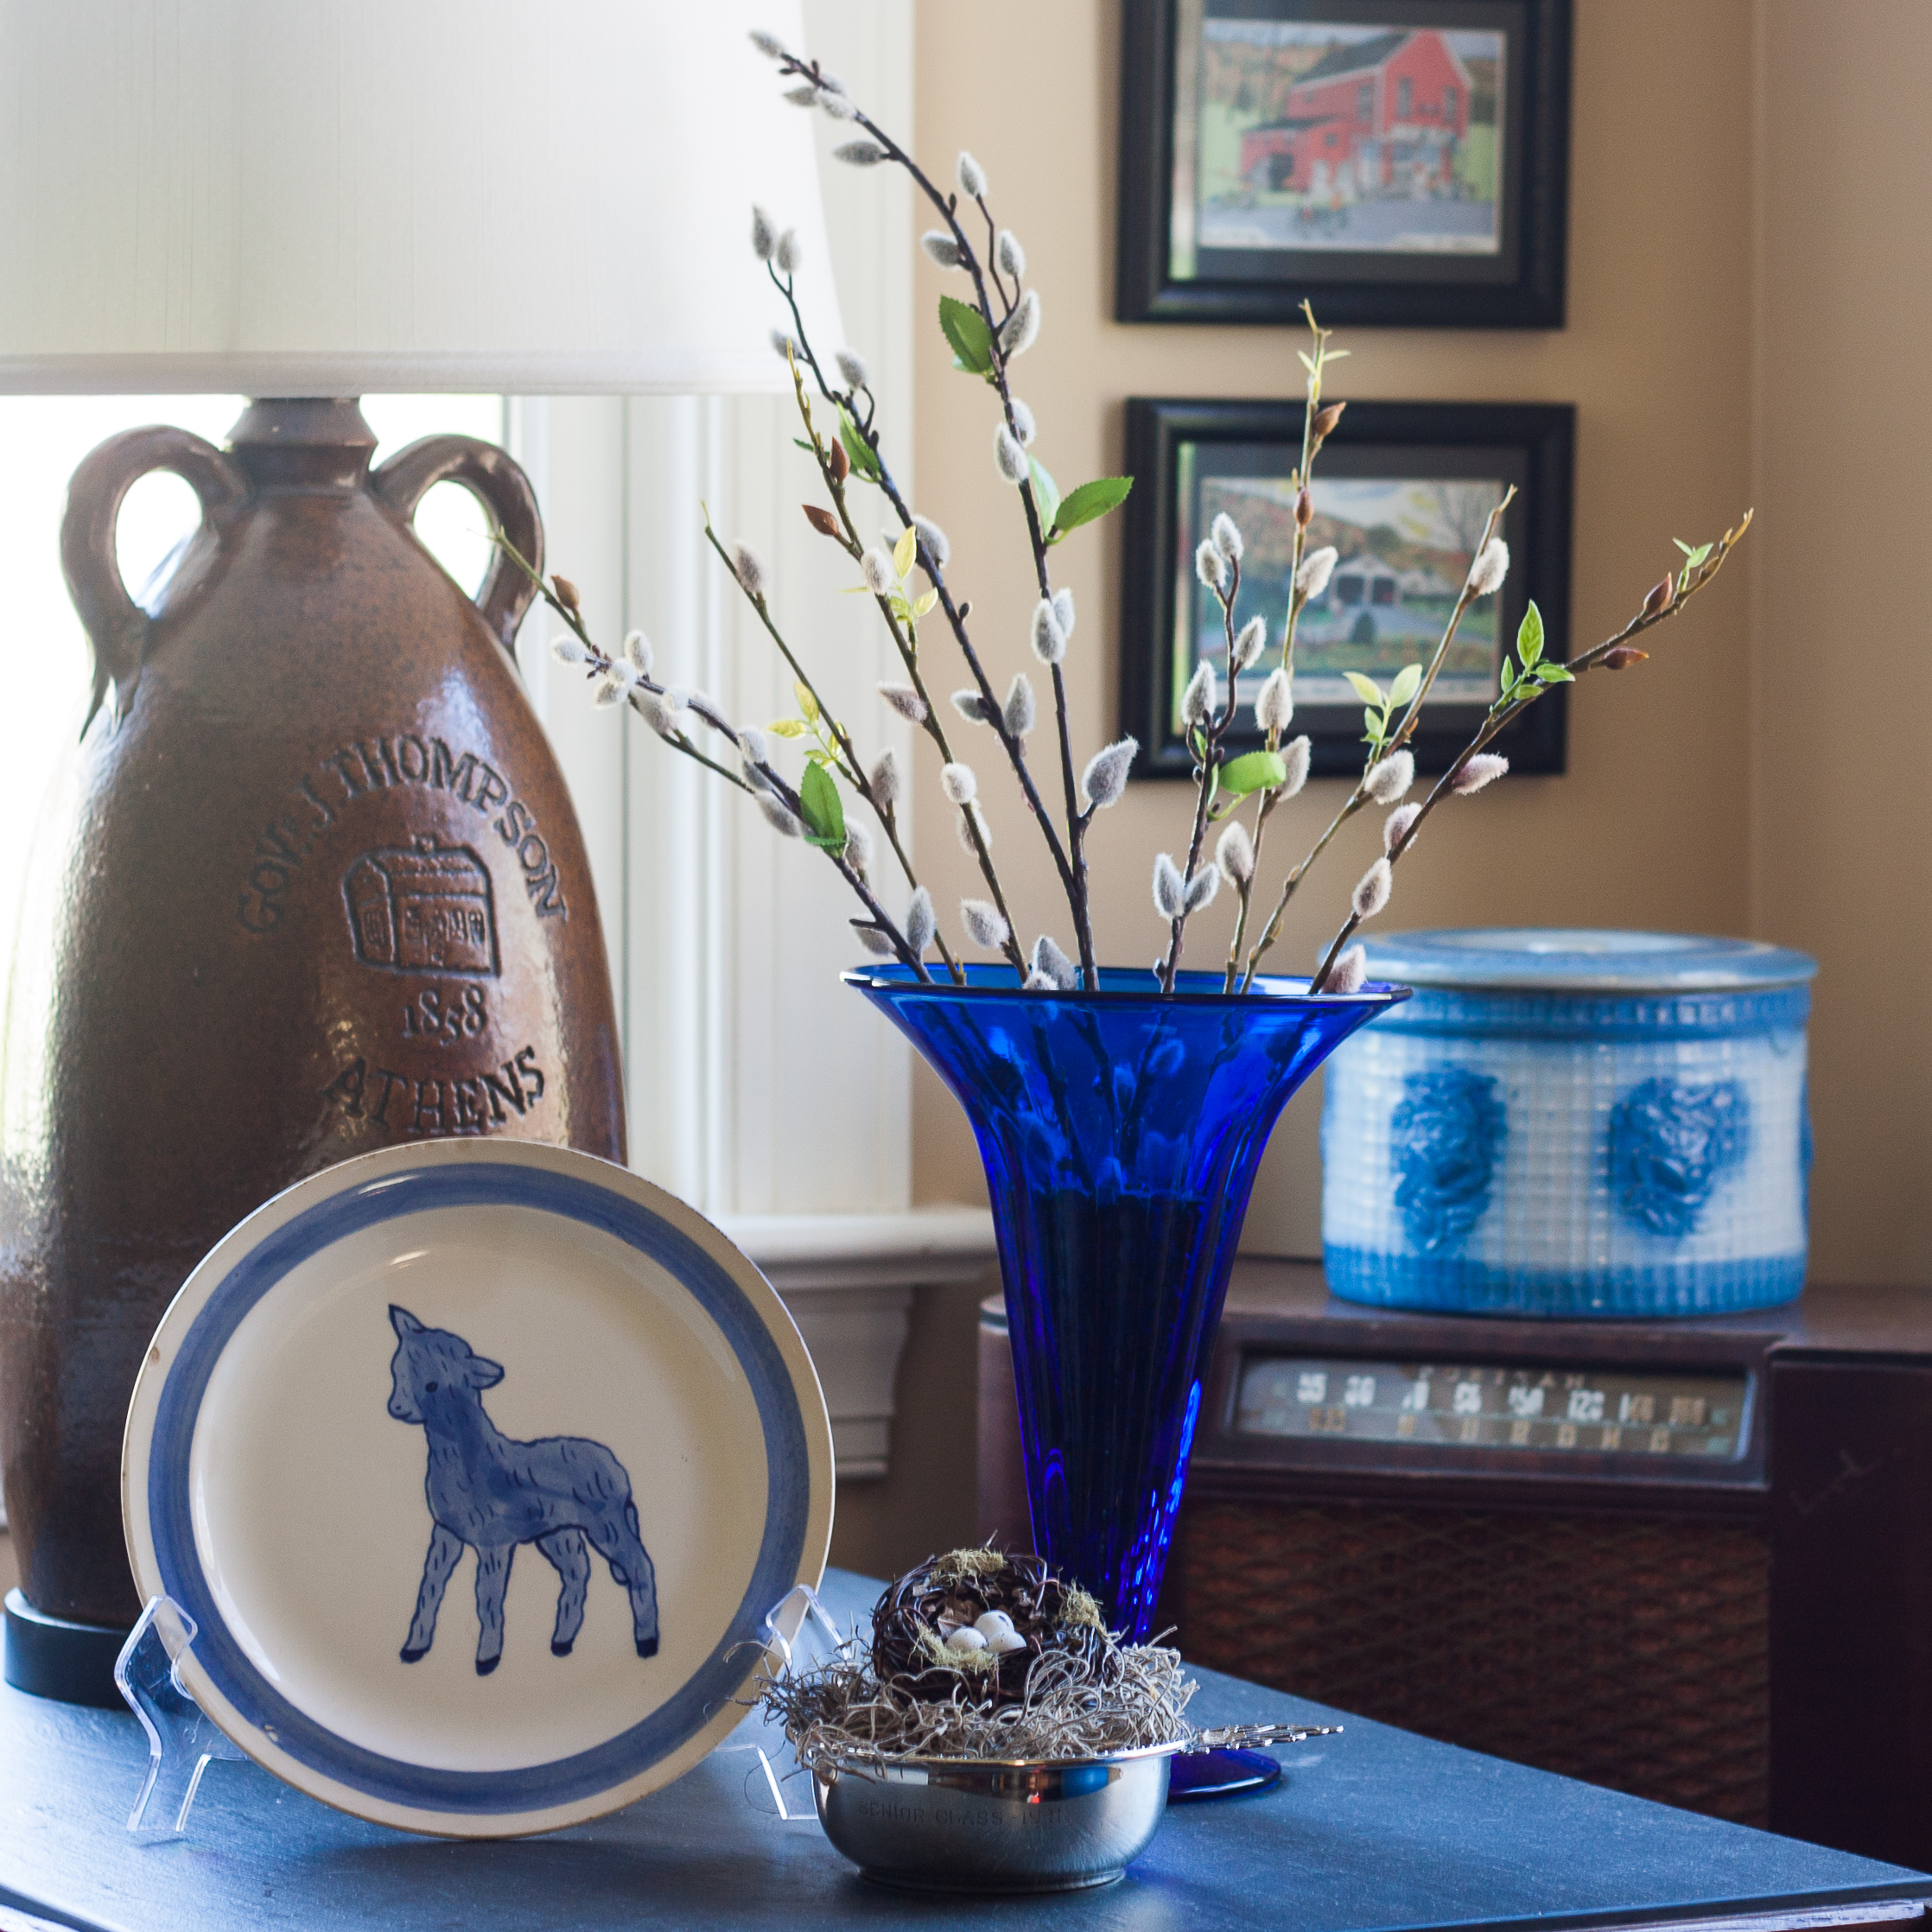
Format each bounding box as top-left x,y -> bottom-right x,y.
1121,397 -> 1574,780
1116,0 -> 1572,328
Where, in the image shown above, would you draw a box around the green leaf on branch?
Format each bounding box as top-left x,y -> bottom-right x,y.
938,295 -> 996,375
1344,671 -> 1384,706
1534,662 -> 1573,683
836,407 -> 880,480
1027,456 -> 1061,534
1672,539 -> 1713,593
1048,475 -> 1134,542
1218,749 -> 1289,798
1388,662 -> 1422,708
1516,600 -> 1545,668
798,760 -> 847,850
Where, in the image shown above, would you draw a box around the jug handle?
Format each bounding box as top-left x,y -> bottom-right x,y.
372,436 -> 544,662
60,427 -> 250,738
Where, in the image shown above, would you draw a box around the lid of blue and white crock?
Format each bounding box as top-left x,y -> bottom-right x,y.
1361,928 -> 1817,994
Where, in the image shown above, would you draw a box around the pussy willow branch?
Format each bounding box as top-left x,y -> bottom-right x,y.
700,518 -> 852,777
769,341 -> 1022,982
1305,514 -> 1754,994
1160,560 -> 1247,993
778,54 -> 1098,983
1224,306 -> 1335,990
880,463 -> 1084,940
497,533 -> 753,803
503,551 -> 933,980
697,510 -> 965,984
768,257 -> 1081,978
1238,487 -> 1516,991
973,192 -> 1013,317
1384,489 -> 1515,760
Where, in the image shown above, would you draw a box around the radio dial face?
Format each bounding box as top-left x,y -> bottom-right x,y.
1236,1356 -> 1747,1459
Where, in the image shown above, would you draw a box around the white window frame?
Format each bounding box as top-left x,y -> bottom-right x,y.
507,3 -> 994,1478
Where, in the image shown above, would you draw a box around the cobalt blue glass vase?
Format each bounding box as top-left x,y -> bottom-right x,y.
847,965 -> 1402,1643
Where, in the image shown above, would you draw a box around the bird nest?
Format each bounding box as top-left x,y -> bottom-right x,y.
758,1549 -> 1200,1774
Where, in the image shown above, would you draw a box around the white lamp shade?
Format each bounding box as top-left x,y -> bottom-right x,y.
0,0 -> 842,394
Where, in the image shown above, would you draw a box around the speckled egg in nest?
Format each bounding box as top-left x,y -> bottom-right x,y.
869,1548 -> 1114,1706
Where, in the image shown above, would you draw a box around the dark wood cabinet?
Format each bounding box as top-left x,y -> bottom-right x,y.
978,1268 -> 1932,1870
1769,1356 -> 1932,1858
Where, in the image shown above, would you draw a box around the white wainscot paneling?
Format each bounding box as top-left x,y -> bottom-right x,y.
720,1208 -> 995,1478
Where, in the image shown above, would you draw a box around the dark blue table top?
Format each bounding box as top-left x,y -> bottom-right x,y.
1,1568 -> 1924,1932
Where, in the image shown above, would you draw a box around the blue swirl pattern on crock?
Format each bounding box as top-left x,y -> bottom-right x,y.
1390,1067 -> 1507,1253
1610,1077 -> 1749,1238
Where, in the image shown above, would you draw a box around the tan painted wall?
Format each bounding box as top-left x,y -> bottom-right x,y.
1752,0 -> 1932,1287
835,0 -> 1932,1581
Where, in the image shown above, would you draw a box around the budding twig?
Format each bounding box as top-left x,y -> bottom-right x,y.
1158,551 -> 1248,993
765,245 -> 1072,983
1239,486 -> 1515,991
495,532 -> 934,981
767,330 -> 1031,979
1221,302 -> 1338,989
1302,512 -> 1753,993
774,56 -> 1100,984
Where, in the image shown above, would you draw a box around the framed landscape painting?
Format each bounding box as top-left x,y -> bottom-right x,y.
1117,0 -> 1572,327
1120,397 -> 1574,779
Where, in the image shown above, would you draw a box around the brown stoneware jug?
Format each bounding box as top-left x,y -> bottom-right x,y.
0,398 -> 626,1658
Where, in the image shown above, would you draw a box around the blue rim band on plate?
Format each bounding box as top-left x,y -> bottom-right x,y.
146,1162 -> 810,1816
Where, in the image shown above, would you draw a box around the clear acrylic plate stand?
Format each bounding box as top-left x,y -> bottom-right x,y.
715,1583 -> 849,1826
114,1583 -> 851,1838
115,1596 -> 246,1835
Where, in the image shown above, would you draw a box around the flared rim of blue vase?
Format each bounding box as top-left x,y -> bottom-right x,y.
842,963 -> 1413,1011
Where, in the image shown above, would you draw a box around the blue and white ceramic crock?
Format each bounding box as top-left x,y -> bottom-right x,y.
1321,930 -> 1817,1318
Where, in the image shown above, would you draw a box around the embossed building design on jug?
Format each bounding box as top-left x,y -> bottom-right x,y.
345,838 -> 500,978
0,400 -> 626,1630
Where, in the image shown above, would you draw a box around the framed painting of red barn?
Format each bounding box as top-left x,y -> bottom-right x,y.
1118,0 -> 1571,327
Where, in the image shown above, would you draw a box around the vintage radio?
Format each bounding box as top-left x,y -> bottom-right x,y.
977,1263 -> 1932,1872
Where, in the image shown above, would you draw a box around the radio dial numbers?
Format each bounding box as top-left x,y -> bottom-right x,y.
1235,1356 -> 1745,1462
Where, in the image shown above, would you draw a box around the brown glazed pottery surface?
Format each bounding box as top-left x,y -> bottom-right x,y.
0,398 -> 625,1626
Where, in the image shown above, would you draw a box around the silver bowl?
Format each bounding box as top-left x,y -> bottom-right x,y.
812,1743 -> 1179,1892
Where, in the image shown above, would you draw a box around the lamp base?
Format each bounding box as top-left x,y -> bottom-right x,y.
3,1590 -> 130,1708
1167,1748 -> 1282,1802
1,395 -> 625,1638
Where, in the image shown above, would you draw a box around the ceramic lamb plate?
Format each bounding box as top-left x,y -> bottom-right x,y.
122,1139 -> 834,1838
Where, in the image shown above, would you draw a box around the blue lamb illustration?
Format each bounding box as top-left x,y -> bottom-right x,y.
385,1305 -> 660,1675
